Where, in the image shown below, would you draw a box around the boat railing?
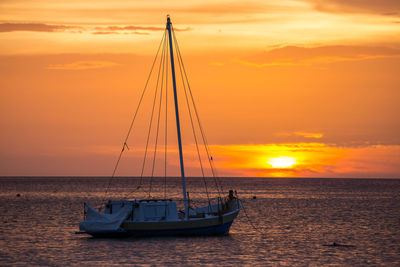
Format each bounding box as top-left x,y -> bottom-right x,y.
138,199 -> 173,202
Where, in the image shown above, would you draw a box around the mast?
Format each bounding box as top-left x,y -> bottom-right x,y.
166,15 -> 189,220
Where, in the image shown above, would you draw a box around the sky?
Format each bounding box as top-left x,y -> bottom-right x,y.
0,0 -> 399,177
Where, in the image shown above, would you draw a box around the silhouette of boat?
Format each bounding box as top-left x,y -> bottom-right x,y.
77,16 -> 241,238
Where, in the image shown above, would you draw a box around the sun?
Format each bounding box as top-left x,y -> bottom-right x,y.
267,156 -> 297,168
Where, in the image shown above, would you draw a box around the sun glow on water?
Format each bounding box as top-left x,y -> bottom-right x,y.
267,156 -> 297,168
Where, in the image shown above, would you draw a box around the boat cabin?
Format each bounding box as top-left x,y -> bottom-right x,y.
105,200 -> 179,222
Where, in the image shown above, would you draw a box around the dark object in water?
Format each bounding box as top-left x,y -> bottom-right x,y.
16,193 -> 21,197
252,196 -> 256,199
323,242 -> 355,247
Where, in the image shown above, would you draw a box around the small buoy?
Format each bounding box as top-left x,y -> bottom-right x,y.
323,242 -> 355,247
16,193 -> 21,197
252,196 -> 257,199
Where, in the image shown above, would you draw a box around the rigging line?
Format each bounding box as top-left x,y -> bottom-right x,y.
172,28 -> 211,207
164,34 -> 169,199
172,27 -> 221,196
172,28 -> 223,196
173,28 -> 224,195
100,29 -> 166,207
122,31 -> 168,200
140,29 -> 167,194
237,196 -> 265,236
149,31 -> 167,198
208,149 -> 224,193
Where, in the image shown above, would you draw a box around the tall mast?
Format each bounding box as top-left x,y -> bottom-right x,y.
166,15 -> 188,220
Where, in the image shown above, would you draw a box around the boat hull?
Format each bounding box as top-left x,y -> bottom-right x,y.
85,221 -> 233,238
83,209 -> 239,238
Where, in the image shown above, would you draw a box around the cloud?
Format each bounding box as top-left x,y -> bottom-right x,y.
91,31 -> 119,35
46,61 -> 120,70
294,132 -> 324,139
0,1 -> 285,28
0,22 -> 190,35
0,23 -> 80,33
210,62 -> 224,66
236,45 -> 400,67
92,25 -> 191,35
178,2 -> 273,15
63,145 -> 121,155
234,59 -> 304,67
210,143 -> 400,177
91,31 -> 150,35
275,132 -> 324,139
103,25 -> 190,32
303,0 -> 400,16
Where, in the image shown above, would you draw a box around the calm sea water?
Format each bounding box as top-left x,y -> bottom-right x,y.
0,177 -> 399,266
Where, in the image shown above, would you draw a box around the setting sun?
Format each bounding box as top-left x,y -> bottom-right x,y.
267,156 -> 297,168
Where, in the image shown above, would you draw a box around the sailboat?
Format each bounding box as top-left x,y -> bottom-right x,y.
77,16 -> 241,238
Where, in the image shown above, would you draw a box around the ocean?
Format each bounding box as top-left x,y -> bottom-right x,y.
0,177 -> 399,266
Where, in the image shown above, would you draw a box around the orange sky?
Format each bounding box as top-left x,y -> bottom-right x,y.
1,0 -> 399,177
